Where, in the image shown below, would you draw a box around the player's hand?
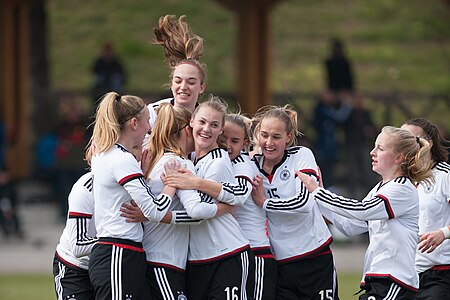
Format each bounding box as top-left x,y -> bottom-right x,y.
295,171 -> 319,192
161,168 -> 195,189
120,200 -> 148,223
251,175 -> 266,207
418,230 -> 445,253
140,148 -> 151,175
163,158 -> 182,175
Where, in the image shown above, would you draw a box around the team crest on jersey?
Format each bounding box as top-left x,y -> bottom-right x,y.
125,294 -> 133,300
280,169 -> 291,181
423,184 -> 434,194
177,291 -> 187,300
66,295 -> 76,300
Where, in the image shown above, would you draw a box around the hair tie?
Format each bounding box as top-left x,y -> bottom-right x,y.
416,136 -> 420,143
115,94 -> 121,102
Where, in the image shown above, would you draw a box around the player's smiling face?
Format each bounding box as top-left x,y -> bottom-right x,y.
171,63 -> 205,110
190,106 -> 223,155
224,121 -> 246,160
258,117 -> 292,165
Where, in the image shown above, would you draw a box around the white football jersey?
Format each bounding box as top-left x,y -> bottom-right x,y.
142,153 -> 218,270
415,162 -> 450,273
92,144 -> 172,242
231,152 -> 270,249
55,172 -> 97,270
147,98 -> 173,129
252,146 -> 332,262
188,148 -> 249,263
313,176 -> 420,291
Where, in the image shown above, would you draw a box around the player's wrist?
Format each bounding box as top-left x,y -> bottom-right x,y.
440,226 -> 450,239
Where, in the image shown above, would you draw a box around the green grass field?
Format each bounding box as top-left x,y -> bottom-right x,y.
0,273 -> 362,299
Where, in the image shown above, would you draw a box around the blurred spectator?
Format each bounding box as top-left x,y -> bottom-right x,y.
313,90 -> 352,187
325,38 -> 354,95
91,42 -> 126,105
53,94 -> 89,220
343,94 -> 378,198
0,168 -> 23,239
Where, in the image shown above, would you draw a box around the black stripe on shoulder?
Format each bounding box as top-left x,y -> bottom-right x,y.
232,155 -> 245,164
211,148 -> 224,159
83,176 -> 93,192
436,162 -> 450,173
286,146 -> 302,156
393,176 -> 407,184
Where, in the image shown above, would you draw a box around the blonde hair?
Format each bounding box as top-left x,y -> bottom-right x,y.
145,103 -> 192,177
382,126 -> 434,184
225,113 -> 253,152
192,95 -> 228,148
153,15 -> 206,84
253,105 -> 300,147
85,92 -> 146,163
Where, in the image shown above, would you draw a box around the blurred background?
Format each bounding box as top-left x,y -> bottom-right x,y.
0,0 -> 449,298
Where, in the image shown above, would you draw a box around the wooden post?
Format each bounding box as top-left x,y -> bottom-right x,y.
0,0 -> 33,178
215,0 -> 284,114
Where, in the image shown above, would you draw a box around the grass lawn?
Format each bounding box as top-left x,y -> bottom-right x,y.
1,272 -> 362,299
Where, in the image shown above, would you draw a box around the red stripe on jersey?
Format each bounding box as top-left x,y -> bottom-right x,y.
237,175 -> 252,183
69,212 -> 92,218
188,245 -> 250,265
98,241 -> 144,252
146,261 -> 186,273
251,246 -> 275,259
363,273 -> 418,293
278,237 -> 333,264
376,194 -> 395,219
119,173 -> 143,185
55,251 -> 85,270
431,264 -> 450,271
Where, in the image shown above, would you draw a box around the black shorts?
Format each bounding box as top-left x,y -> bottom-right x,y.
88,238 -> 147,300
252,248 -> 277,300
145,263 -> 187,300
276,248 -> 338,300
53,253 -> 94,300
416,265 -> 450,300
187,248 -> 254,300
360,277 -> 417,300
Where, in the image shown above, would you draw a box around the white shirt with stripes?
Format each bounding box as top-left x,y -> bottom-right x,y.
91,144 -> 172,242
142,153 -> 218,270
312,176 -> 420,291
415,162 -> 450,273
147,98 -> 173,129
55,172 -> 97,270
188,148 -> 249,263
253,146 -> 333,262
230,152 -> 270,249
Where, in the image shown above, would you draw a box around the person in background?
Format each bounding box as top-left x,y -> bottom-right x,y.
313,90 -> 352,187
91,42 -> 126,104
401,117 -> 450,299
324,38 -> 354,95
343,94 -> 378,198
298,126 -> 433,299
0,167 -> 23,239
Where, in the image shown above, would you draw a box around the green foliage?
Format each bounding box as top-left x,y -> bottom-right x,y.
48,0 -> 449,96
